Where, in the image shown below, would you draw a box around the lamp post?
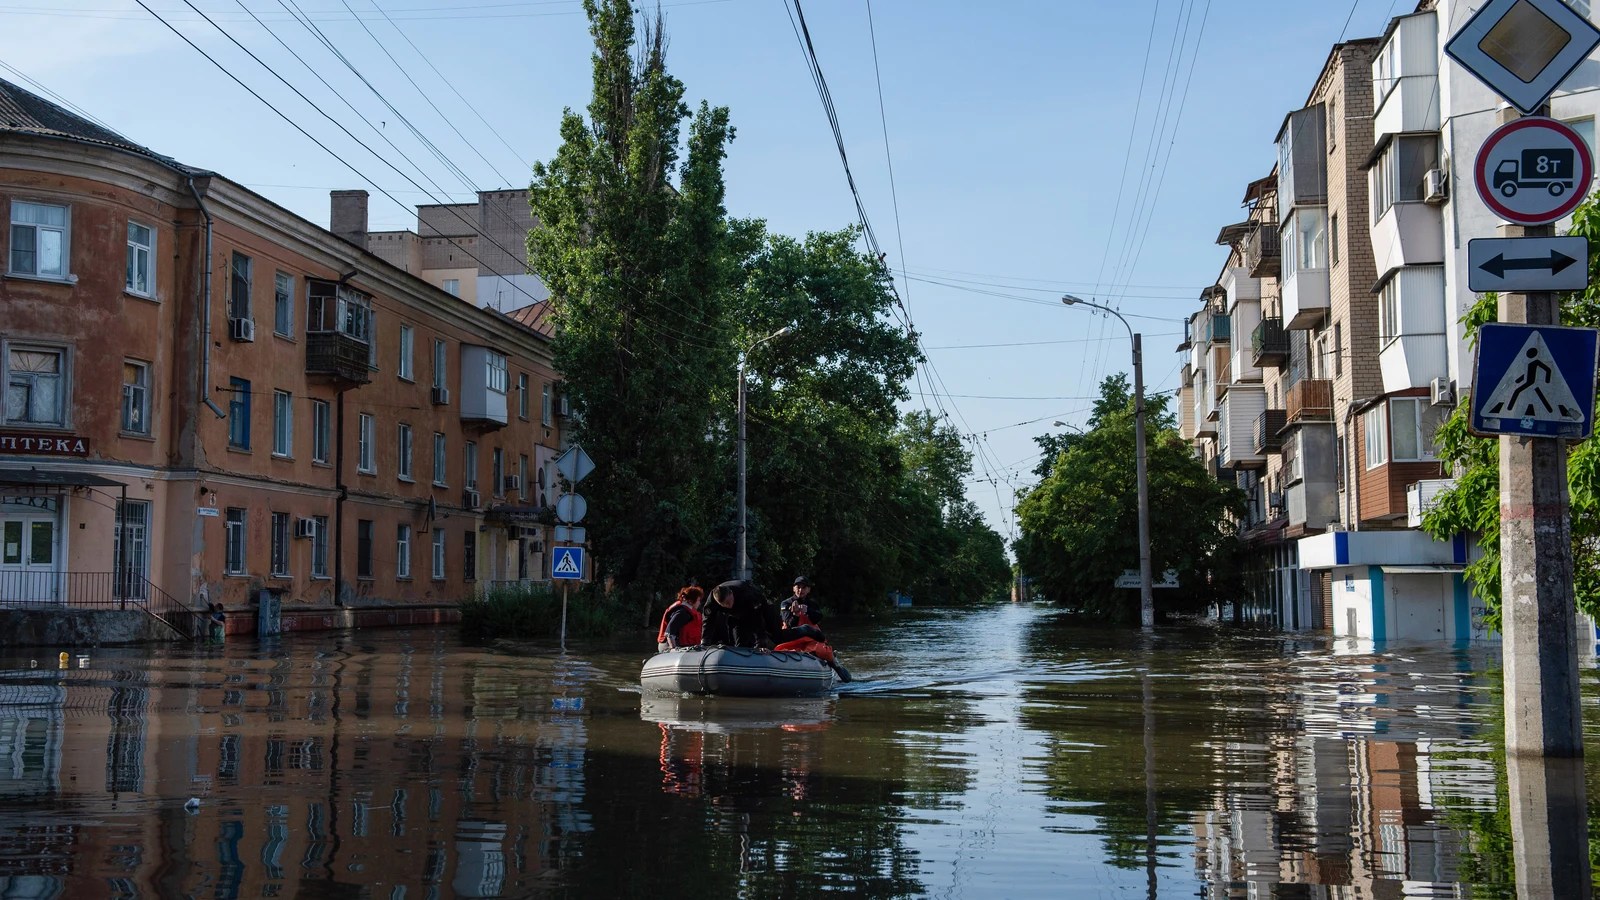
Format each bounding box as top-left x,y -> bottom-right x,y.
1062,294 -> 1153,630
736,325 -> 793,582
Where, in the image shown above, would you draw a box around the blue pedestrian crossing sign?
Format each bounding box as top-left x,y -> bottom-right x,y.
551,545 -> 584,580
1471,323 -> 1600,439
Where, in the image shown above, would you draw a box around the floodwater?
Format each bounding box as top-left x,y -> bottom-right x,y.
0,605 -> 1591,898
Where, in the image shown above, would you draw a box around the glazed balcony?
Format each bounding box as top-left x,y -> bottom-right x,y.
306,332 -> 372,385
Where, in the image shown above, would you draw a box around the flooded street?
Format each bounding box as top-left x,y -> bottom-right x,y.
0,604 -> 1590,898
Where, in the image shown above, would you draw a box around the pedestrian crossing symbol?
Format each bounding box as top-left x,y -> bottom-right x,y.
551,545 -> 584,580
1471,323 -> 1599,439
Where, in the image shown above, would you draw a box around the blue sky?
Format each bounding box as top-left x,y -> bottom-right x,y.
4,0 -> 1408,541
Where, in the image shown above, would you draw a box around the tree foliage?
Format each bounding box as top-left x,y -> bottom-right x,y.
1015,376 -> 1245,622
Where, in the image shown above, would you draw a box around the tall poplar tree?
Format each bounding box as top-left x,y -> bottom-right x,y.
529,0 -> 736,600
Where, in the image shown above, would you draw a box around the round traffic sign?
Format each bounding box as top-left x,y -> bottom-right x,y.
1474,116 -> 1593,226
555,492 -> 587,524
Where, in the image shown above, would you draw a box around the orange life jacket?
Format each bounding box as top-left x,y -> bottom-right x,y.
656,600 -> 702,646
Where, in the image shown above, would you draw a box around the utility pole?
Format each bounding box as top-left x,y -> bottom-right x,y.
735,326 -> 792,582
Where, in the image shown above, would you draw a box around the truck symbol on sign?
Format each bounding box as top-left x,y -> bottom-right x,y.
1493,148 -> 1576,198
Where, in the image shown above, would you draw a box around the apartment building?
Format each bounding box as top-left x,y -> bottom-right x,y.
0,78 -> 565,634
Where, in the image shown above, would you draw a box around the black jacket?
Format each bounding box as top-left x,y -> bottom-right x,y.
702,580 -> 784,648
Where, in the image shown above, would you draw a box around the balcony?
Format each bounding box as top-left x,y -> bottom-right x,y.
1220,386 -> 1266,470
1251,317 -> 1287,368
1285,379 -> 1333,424
1209,455 -> 1237,486
306,332 -> 372,385
1206,314 -> 1232,343
1243,224 -> 1281,278
1282,266 -> 1330,329
1253,409 -> 1287,455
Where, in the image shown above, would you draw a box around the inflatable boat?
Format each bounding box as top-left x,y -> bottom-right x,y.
640,646 -> 836,698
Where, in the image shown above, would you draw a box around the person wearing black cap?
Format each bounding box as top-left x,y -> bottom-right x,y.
781,575 -> 822,632
774,575 -> 851,682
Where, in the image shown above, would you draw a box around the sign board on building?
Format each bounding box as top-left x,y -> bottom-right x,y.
196,507 -> 220,518
1467,236 -> 1590,292
0,433 -> 89,456
551,545 -> 584,580
1470,322 -> 1600,438
1444,0 -> 1600,115
1113,569 -> 1180,589
1473,117 -> 1594,226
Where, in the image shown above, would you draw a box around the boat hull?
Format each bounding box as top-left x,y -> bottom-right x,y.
640,646 -> 835,698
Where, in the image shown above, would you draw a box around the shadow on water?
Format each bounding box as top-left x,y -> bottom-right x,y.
0,605 -> 1588,897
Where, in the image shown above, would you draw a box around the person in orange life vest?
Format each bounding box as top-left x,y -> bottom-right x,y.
774,575 -> 851,681
657,585 -> 705,652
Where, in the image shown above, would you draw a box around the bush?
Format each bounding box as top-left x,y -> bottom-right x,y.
458,583 -> 633,641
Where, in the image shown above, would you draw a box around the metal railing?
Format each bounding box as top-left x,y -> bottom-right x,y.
0,571 -> 203,640
1250,317 -> 1287,367
1243,223 -> 1281,278
1253,409 -> 1288,454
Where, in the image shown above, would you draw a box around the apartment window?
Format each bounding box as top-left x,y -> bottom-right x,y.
465,441 -> 478,489
229,252 -> 252,320
518,454 -> 529,500
4,344 -> 66,427
368,310 -> 379,369
1564,116 -> 1596,159
121,360 -> 149,435
126,221 -> 154,296
463,529 -> 476,582
398,324 -> 414,381
227,377 -> 251,449
486,352 -> 508,394
358,413 -> 375,474
1329,213 -> 1339,266
396,524 -> 412,579
432,433 -> 447,485
357,520 -> 374,579
518,373 -> 529,419
442,278 -> 460,296
1371,135 -> 1440,223
1283,435 -> 1302,484
541,382 -> 552,425
9,200 -> 68,278
114,500 -> 150,598
397,423 -> 414,481
1333,323 -> 1343,377
310,515 -> 329,577
432,339 -> 447,389
1364,406 -> 1388,469
273,272 -> 294,336
225,508 -> 247,575
432,530 -> 445,580
1392,397 -> 1444,461
1296,208 -> 1327,271
307,280 -> 372,344
492,448 -> 504,497
1380,279 -> 1401,344
271,390 -> 293,456
311,399 -> 331,464
1326,96 -> 1338,151
270,512 -> 290,576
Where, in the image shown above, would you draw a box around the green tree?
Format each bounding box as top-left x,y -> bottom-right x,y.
528,0 -> 736,601
1015,375 -> 1244,622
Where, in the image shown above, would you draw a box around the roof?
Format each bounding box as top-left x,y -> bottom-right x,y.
0,468 -> 123,488
506,301 -> 555,337
1215,221 -> 1254,246
1241,172 -> 1277,206
0,77 -> 192,173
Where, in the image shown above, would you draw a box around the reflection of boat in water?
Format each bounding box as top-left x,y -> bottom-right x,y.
640,693 -> 834,733
640,646 -> 835,698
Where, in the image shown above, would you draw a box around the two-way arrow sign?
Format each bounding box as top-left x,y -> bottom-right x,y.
1467,237 -> 1590,293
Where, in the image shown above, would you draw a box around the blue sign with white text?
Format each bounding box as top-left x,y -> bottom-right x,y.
1471,322 -> 1599,438
551,545 -> 584,580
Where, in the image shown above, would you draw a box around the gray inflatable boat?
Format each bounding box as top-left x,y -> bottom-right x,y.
640,646 -> 835,698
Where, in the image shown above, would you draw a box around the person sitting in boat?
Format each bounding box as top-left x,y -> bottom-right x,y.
771,575 -> 850,681
780,575 -> 822,631
656,585 -> 705,652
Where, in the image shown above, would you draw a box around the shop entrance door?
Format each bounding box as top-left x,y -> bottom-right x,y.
0,514 -> 59,603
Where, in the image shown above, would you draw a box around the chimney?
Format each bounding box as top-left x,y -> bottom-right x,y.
330,190 -> 369,247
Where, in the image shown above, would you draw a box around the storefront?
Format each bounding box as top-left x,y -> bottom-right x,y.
0,468 -> 128,605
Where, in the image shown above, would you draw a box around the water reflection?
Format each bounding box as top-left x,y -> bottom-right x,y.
0,609 -> 1587,897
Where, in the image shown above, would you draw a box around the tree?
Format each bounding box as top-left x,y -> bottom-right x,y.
1015,375 -> 1244,622
528,0 -> 736,602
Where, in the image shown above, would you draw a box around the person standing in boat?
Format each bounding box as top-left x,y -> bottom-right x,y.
656,585 -> 705,652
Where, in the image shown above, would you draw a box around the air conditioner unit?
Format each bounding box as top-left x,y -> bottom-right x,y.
556,394 -> 572,418
294,517 -> 318,539
228,317 -> 256,342
502,475 -> 521,494
430,385 -> 450,405
462,488 -> 481,509
1423,168 -> 1448,204
1429,376 -> 1455,407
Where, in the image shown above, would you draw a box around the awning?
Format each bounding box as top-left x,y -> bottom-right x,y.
0,468 -> 123,488
1378,564 -> 1466,574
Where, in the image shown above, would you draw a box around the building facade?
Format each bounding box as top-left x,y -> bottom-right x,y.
0,78 -> 565,634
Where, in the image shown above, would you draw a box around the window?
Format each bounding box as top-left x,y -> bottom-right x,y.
357,520 -> 374,579
541,382 -> 552,426
127,221 -> 154,296
492,448 -> 504,496
518,373 -> 529,419
463,529 -> 476,582
311,399 -> 331,464
396,524 -> 412,578
1391,397 -> 1444,461
228,377 -> 251,449
270,512 -> 290,576
368,310 -> 379,369
432,530 -> 445,580
115,500 -> 150,599
1364,406 -> 1388,469
1297,208 -> 1327,271
1327,96 -> 1338,150
1333,323 -> 1343,377
1329,213 -> 1339,266
121,360 -> 149,435
1380,279 -> 1401,344
1370,135 -> 1440,223
5,345 -> 66,427
274,272 -> 294,336
519,454 -> 529,500
229,252 -> 252,320
273,390 -> 293,456
1564,117 -> 1596,160
9,200 -> 68,278
398,324 -> 414,381
442,278 -> 460,296
432,339 -> 447,389
310,515 -> 329,578
433,433 -> 447,485
397,423 -> 414,481
307,280 -> 372,344
465,441 -> 478,489
357,413 -> 375,474
486,352 -> 508,394
225,508 -> 247,575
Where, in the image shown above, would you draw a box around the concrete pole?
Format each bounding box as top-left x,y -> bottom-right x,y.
1506,754 -> 1592,899
736,355 -> 750,582
1133,333 -> 1154,630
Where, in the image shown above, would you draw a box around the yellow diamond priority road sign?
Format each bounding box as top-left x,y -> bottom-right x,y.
1445,0 -> 1600,115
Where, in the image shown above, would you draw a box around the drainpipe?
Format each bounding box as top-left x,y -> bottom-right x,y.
334,391 -> 347,605
185,176 -> 226,419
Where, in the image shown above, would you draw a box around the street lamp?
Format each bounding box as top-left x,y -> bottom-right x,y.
1062,294 -> 1153,631
736,325 -> 793,582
